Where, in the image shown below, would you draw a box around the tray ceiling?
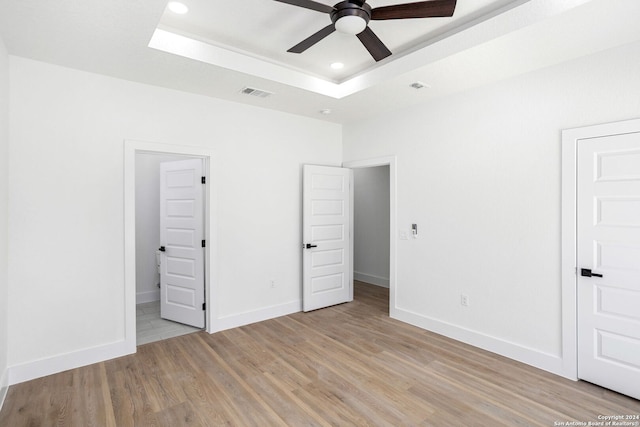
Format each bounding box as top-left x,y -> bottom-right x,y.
2,0 -> 640,122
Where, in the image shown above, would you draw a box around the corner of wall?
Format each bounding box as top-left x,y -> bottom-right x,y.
0,34 -> 11,413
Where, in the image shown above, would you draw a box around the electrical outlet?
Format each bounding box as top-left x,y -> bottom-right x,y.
460,294 -> 469,307
270,279 -> 276,288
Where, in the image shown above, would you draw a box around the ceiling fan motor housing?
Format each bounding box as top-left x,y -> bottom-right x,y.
331,1 -> 372,33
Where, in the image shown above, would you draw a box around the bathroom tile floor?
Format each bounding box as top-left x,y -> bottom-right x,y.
136,301 -> 201,345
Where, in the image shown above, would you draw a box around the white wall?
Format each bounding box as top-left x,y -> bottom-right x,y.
353,166 -> 390,287
135,153 -> 188,304
343,40 -> 640,376
0,35 -> 10,403
7,56 -> 341,378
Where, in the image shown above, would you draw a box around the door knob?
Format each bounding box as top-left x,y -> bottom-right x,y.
581,268 -> 603,278
159,246 -> 166,252
304,243 -> 318,249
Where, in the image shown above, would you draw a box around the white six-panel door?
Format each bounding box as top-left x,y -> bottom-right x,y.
302,165 -> 353,312
577,129 -> 640,400
159,159 -> 205,328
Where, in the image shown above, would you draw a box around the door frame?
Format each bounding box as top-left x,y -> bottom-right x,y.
124,139 -> 217,353
561,117 -> 640,381
343,156 -> 397,315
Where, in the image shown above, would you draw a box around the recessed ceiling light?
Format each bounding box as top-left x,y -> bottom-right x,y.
319,109 -> 332,115
330,62 -> 344,70
168,1 -> 189,14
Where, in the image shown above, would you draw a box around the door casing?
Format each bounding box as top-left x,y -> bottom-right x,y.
561,117 -> 640,380
124,139 -> 216,353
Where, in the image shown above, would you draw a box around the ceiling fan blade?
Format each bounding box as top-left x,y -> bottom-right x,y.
356,27 -> 392,62
371,0 -> 456,20
273,0 -> 335,14
288,24 -> 336,53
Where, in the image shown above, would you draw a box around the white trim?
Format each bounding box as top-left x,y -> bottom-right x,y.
354,271 -> 389,288
349,168 -> 355,303
7,340 -> 129,385
136,290 -> 160,304
561,129 -> 579,381
211,300 -> 301,333
343,156 -> 397,314
124,139 -> 218,353
394,307 -> 565,376
560,117 -> 640,381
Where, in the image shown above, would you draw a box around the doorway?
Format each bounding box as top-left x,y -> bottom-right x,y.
345,156 -> 396,314
561,118 -> 640,399
135,153 -> 205,345
124,140 -> 215,353
353,165 -> 391,312
301,157 -> 396,314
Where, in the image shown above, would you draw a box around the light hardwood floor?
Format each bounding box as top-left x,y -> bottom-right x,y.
1,282 -> 639,426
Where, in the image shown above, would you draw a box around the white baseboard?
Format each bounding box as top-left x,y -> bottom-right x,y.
8,339 -> 134,386
354,271 -> 389,288
3,299 -> 568,389
136,289 -> 160,304
210,300 -> 301,333
6,300 -> 300,386
391,306 -> 566,378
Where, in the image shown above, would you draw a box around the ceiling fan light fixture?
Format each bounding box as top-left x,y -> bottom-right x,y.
335,15 -> 367,35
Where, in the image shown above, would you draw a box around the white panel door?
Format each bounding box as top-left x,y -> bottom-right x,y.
577,130 -> 640,400
159,159 -> 205,328
303,165 -> 353,312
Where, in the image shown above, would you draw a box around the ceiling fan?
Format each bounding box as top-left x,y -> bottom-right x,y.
274,0 -> 457,62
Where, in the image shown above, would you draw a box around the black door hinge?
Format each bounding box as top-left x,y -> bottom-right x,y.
201,176 -> 206,184
202,303 -> 206,310
202,240 -> 206,248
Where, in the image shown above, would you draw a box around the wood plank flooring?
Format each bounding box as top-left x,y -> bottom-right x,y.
1,281 -> 639,426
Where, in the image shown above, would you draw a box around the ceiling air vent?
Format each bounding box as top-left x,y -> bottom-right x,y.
240,87 -> 274,98
410,81 -> 430,90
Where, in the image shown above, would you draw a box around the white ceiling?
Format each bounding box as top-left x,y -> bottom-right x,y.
1,0 -> 640,123
156,0 -> 520,82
